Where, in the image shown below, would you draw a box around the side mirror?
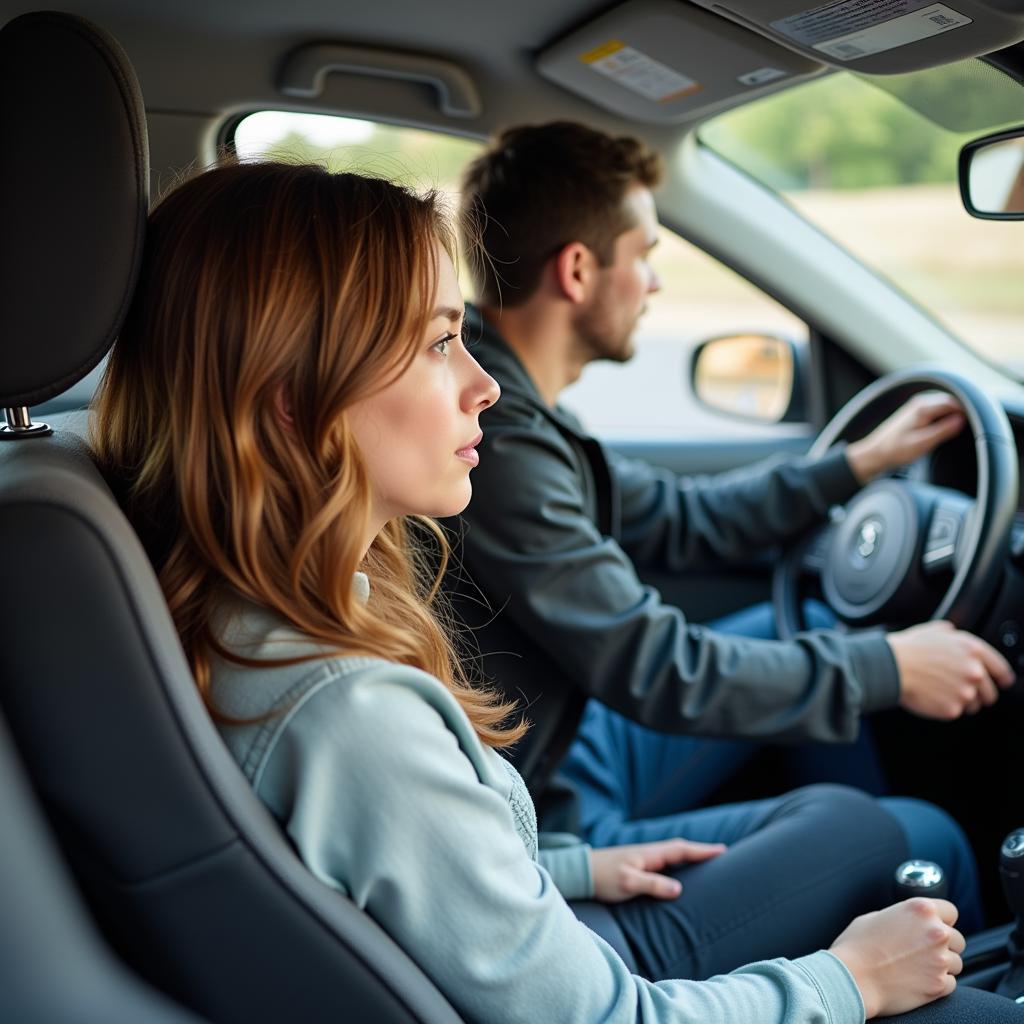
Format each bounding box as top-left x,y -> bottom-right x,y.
959,126 -> 1024,220
690,333 -> 806,424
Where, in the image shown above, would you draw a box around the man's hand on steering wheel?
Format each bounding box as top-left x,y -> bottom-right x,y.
773,370 -> 1019,722
838,390 -> 1015,721
846,392 -> 967,484
888,620 -> 1015,721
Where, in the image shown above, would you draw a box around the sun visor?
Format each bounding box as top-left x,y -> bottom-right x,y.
688,0 -> 1024,74
536,0 -> 823,124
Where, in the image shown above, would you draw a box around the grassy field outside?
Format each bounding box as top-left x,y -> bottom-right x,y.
637,182 -> 1024,368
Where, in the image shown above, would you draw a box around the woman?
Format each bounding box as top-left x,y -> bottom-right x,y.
92,161 -> 1023,1023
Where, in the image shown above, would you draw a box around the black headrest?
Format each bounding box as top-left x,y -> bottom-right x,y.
0,11 -> 148,409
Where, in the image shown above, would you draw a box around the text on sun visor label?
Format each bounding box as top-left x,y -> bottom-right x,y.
580,41 -> 702,103
772,1 -> 972,61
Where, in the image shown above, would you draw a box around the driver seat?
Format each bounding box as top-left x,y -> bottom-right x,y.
0,12 -> 464,1022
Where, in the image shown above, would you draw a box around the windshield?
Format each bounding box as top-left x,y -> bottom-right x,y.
699,59 -> 1024,379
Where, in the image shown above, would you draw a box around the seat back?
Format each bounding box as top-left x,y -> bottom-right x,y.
0,433 -> 465,1024
0,12 -> 463,1023
0,708 -> 203,1024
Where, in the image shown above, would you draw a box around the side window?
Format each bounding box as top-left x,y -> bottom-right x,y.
234,112 -> 481,191
234,112 -> 806,442
561,229 -> 809,441
234,110 -> 485,314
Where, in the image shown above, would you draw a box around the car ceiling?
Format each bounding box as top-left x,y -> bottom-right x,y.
0,1 -> 660,134
2,1 -> 1023,161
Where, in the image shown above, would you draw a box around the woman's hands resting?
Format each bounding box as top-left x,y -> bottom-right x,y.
590,838 -> 726,903
830,897 -> 965,1019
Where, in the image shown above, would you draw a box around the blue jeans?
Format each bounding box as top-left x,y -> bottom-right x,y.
561,601 -> 984,935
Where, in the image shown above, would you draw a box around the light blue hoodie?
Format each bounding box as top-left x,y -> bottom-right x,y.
210,583 -> 865,1024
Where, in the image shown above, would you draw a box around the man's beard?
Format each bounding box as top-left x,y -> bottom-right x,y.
576,297 -> 639,365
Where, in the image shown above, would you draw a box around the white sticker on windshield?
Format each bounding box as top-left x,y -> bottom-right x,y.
580,41 -> 702,103
772,1 -> 972,61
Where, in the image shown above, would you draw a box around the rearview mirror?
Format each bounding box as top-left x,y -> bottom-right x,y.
690,333 -> 805,424
959,126 -> 1024,220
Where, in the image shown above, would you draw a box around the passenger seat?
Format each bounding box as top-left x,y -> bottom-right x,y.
0,12 -> 463,1023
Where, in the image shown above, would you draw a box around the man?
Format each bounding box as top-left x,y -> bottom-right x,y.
443,122 -> 1013,891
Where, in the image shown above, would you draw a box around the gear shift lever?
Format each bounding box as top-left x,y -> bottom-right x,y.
997,829 -> 1024,1002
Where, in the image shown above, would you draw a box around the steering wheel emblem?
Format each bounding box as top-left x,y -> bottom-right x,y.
851,517 -> 883,567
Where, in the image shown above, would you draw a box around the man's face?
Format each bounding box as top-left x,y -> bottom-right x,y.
576,185 -> 661,364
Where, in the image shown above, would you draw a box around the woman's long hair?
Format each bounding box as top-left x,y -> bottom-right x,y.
92,161 -> 525,748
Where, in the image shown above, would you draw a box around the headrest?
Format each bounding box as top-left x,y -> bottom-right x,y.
0,11 -> 149,409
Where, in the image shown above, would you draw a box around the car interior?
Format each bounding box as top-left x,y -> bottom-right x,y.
2,1 -> 1024,1021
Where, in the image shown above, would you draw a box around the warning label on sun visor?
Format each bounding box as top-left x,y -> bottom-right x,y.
772,1 -> 972,61
581,41 -> 702,103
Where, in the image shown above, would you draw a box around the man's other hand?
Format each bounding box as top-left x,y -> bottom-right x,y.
888,620 -> 1015,719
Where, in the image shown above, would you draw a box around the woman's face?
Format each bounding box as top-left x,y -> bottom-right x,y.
350,245 -> 500,526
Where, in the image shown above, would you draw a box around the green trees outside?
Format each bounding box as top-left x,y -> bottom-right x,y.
699,63 -> 1021,192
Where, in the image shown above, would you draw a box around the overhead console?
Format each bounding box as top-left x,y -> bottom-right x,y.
688,0 -> 1024,74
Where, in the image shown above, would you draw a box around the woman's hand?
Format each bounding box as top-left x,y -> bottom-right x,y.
590,838 -> 727,903
846,392 -> 965,484
830,897 -> 965,1019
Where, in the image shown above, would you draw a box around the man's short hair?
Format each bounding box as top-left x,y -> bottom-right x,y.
460,122 -> 663,308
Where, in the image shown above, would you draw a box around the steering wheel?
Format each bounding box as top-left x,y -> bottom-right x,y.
773,368 -> 1018,641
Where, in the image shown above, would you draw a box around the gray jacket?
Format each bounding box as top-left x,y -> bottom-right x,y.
444,307 -> 900,798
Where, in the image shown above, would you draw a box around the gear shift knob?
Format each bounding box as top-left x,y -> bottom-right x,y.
894,859 -> 948,901
1001,829 -> 1024,911
997,829 -> 1024,1001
